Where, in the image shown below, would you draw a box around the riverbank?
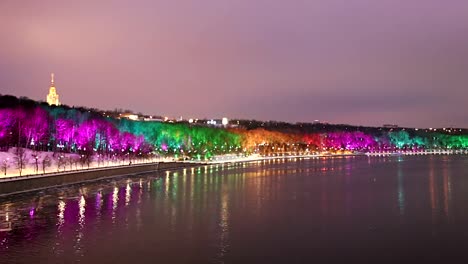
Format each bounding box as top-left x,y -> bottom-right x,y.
0,152 -> 363,197
209,149 -> 468,164
0,161 -> 206,197
209,150 -> 468,164
1,150 -> 467,197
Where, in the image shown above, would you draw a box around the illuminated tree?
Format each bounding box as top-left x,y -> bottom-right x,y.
21,107 -> 49,149
388,131 -> 411,149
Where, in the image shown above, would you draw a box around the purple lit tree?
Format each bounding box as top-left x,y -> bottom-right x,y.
21,107 -> 49,149
0,109 -> 17,147
75,120 -> 98,151
55,118 -> 75,150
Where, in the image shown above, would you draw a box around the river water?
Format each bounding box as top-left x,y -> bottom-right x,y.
1,155 -> 468,263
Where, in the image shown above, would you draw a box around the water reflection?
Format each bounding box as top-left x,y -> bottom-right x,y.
79,196 -> 86,223
125,182 -> 132,206
217,191 -> 230,261
397,162 -> 405,216
95,191 -> 103,213
75,195 -> 86,257
429,159 -> 438,225
112,187 -> 119,223
57,200 -> 66,226
442,162 -> 451,221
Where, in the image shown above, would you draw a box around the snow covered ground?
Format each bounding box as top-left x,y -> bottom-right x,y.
0,149 -> 329,178
0,148 -> 169,178
3,148 -> 464,179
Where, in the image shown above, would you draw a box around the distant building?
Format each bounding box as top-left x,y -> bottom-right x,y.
206,117 -> 232,128
143,115 -> 164,122
383,124 -> 399,128
46,73 -> 60,106
119,113 -> 139,121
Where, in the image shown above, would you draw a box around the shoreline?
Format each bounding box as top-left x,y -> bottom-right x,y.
2,148 -> 467,179
210,150 -> 468,164
0,161 -> 206,198
1,150 -> 467,197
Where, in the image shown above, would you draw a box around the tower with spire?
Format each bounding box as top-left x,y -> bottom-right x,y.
46,73 -> 60,106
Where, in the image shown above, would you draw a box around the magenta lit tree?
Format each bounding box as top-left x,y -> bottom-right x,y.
55,119 -> 75,147
0,109 -> 17,147
75,120 -> 98,150
20,107 -> 49,149
106,125 -> 122,153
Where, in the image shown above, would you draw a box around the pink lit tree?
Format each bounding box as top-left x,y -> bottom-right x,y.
21,107 -> 49,149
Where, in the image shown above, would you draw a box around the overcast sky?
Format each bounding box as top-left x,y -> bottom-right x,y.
1,0 -> 467,127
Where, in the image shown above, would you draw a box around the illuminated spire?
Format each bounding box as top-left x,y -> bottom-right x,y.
47,73 -> 60,106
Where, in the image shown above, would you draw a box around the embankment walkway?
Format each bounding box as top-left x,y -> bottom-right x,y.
0,161 -> 206,197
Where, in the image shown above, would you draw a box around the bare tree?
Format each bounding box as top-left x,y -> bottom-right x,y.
66,157 -> 72,170
86,154 -> 92,168
1,159 -> 9,176
68,156 -> 79,170
14,147 -> 27,176
79,155 -> 84,169
73,157 -> 80,170
80,151 -> 93,168
31,151 -> 40,174
57,155 -> 66,172
97,154 -> 105,167
80,154 -> 92,169
42,156 -> 51,174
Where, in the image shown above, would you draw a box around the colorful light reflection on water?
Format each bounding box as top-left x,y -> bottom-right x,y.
1,156 -> 468,263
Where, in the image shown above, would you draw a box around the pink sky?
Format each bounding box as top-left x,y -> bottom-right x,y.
1,0 -> 467,127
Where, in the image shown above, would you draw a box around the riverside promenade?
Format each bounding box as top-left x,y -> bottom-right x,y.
2,150 -> 466,197
0,161 -> 207,197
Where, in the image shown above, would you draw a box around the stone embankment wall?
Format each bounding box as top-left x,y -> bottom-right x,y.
0,162 -> 203,197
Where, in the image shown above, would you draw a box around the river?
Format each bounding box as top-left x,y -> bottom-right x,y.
1,155 -> 468,263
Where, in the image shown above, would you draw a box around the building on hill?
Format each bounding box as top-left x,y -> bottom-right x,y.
46,73 -> 60,106
383,124 -> 399,129
119,113 -> 139,121
143,115 -> 164,122
205,117 -> 237,128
